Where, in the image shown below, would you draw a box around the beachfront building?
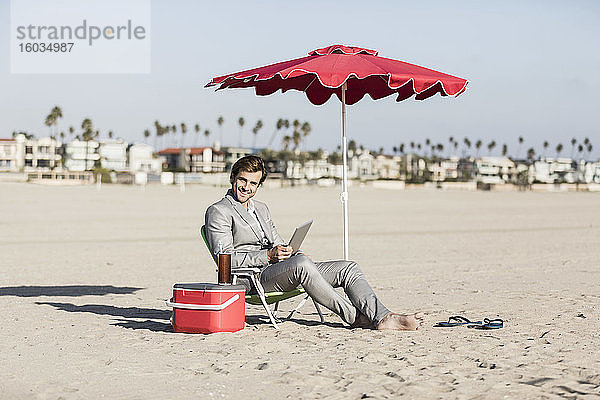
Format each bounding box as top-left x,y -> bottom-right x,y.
400,153 -> 429,182
62,140 -> 100,171
427,157 -> 460,182
0,135 -> 25,171
348,149 -> 375,179
474,157 -> 515,184
532,158 -> 576,183
581,160 -> 600,184
189,147 -> 226,173
157,148 -> 186,170
221,146 -> 254,171
372,154 -> 401,179
22,136 -> 62,171
302,158 -> 332,180
128,143 -> 163,174
157,146 -> 226,172
457,158 -> 476,182
99,140 -> 128,171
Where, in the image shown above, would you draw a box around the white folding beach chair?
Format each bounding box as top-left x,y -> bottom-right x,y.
200,226 -> 324,330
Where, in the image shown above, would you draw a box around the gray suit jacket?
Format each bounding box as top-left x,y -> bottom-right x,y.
204,189 -> 285,269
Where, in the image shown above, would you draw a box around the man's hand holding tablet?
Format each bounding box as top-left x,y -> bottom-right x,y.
267,220 -> 313,264
267,245 -> 293,263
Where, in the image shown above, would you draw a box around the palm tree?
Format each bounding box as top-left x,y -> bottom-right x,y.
583,138 -> 592,159
81,118 -> 94,140
301,121 -> 311,150
542,141 -> 549,158
425,138 -> 431,157
448,136 -> 454,156
68,126 -> 74,140
463,137 -> 471,158
487,140 -> 496,155
436,143 -> 444,157
399,143 -> 405,155
555,143 -> 563,158
237,117 -> 245,147
570,137 -> 577,159
577,144 -> 584,160
217,115 -> 225,145
44,115 -> 53,136
44,106 -> 63,139
171,124 -> 177,147
143,129 -> 150,143
502,143 -> 508,157
348,139 -> 357,153
194,123 -> 200,146
153,120 -> 162,149
251,119 -> 263,148
517,136 -> 524,159
108,130 -> 113,139
204,129 -> 211,146
282,135 -> 291,151
292,130 -> 301,151
410,141 -> 415,154
180,122 -> 187,147
81,118 -> 96,171
475,139 -> 482,158
527,147 -> 536,162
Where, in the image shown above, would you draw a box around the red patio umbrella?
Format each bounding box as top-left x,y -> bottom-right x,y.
206,44 -> 468,260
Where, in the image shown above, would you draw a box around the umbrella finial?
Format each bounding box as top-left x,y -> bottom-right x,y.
309,45 -> 378,57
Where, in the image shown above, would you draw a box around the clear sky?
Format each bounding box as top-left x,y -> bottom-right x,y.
1,0 -> 599,158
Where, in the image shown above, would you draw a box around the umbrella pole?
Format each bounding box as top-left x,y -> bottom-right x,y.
341,82 -> 349,261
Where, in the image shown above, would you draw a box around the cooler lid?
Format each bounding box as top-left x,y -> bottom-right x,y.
173,283 -> 246,291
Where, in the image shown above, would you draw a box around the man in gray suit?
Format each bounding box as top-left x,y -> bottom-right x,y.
205,155 -> 423,330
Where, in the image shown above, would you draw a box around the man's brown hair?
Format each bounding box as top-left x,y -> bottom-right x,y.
230,155 -> 268,185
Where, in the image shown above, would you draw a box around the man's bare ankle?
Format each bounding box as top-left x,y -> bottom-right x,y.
376,312 -> 424,331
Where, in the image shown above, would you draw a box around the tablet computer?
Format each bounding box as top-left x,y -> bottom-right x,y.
288,220 -> 313,254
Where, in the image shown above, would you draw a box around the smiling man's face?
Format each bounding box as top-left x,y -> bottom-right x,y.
230,170 -> 263,207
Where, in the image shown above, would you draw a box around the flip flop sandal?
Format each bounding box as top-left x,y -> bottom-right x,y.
434,315 -> 483,327
467,318 -> 503,329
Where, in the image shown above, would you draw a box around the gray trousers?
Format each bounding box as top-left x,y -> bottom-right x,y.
258,254 -> 390,327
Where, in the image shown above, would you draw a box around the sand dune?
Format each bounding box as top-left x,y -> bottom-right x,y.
1,183 -> 599,399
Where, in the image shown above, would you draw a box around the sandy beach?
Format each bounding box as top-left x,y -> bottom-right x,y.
1,182 -> 599,399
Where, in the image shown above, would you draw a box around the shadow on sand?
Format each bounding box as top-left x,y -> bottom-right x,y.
36,301 -> 174,333
36,301 -> 345,332
36,301 -> 171,320
0,285 -> 142,297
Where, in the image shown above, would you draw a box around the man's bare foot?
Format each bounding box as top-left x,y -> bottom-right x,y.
376,312 -> 424,331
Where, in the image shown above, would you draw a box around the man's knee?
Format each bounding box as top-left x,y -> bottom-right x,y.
293,254 -> 319,277
341,260 -> 364,283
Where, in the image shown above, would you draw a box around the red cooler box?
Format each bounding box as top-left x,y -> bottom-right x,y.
167,283 -> 246,334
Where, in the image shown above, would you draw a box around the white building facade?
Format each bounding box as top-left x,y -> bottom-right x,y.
62,140 -> 100,171
22,136 -> 62,170
99,140 -> 127,171
129,143 -> 162,174
475,157 -> 515,184
0,136 -> 25,171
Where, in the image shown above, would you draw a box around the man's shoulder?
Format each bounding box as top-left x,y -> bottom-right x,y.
206,196 -> 234,215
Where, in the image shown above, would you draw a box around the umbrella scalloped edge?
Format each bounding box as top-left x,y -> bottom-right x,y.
207,71 -> 468,105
